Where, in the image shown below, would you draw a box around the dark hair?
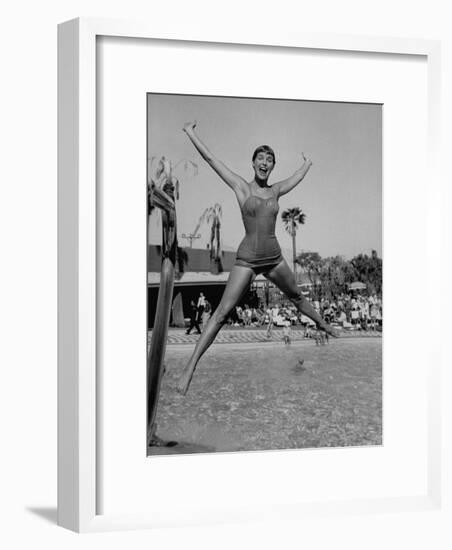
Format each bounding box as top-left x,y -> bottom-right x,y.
252,145 -> 276,164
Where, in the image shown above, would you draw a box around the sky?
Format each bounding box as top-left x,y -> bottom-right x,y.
147,94 -> 382,260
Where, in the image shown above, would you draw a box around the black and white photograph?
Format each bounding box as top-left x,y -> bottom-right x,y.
5,0 -> 450,543
147,93 -> 382,455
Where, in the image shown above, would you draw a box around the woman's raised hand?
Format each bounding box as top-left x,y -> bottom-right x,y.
183,120 -> 197,134
301,152 -> 312,166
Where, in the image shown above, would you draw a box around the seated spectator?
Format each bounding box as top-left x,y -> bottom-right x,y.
337,310 -> 347,326
351,305 -> 360,327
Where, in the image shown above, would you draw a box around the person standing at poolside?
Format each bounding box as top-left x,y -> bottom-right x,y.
266,308 -> 274,339
201,298 -> 211,328
283,320 -> 292,346
185,300 -> 201,335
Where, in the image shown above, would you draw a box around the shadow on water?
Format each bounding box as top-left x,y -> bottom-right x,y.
26,507 -> 58,525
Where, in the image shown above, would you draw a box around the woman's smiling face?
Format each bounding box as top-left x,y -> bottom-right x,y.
252,151 -> 275,180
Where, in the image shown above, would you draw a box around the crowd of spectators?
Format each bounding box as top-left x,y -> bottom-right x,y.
228,293 -> 382,332
183,290 -> 382,335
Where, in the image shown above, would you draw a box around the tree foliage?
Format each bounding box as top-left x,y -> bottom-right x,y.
350,250 -> 382,295
296,250 -> 382,299
281,207 -> 306,236
281,207 -> 306,273
203,204 -> 223,274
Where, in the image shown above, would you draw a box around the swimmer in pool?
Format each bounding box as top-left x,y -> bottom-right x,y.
177,121 -> 338,395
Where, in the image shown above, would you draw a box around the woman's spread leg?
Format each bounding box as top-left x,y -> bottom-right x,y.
265,260 -> 339,337
177,265 -> 256,395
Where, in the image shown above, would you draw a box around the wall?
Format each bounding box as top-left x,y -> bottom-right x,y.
148,244 -> 237,272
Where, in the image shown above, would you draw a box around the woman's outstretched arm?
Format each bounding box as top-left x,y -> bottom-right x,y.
183,121 -> 247,198
273,153 -> 313,198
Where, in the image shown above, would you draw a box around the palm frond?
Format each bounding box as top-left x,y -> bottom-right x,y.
281,206 -> 306,239
171,176 -> 180,200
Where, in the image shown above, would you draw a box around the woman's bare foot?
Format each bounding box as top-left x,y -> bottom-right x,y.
319,323 -> 340,338
176,368 -> 193,395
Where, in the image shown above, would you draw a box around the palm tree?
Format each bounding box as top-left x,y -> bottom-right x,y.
202,204 -> 223,273
148,155 -> 198,209
148,154 -> 198,269
281,207 -> 306,274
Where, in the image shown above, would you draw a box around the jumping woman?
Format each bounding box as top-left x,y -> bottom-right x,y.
177,121 -> 338,394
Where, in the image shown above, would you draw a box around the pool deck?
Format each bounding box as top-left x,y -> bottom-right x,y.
149,326 -> 382,346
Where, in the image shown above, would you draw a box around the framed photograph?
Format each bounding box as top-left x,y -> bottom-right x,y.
58,18 -> 443,532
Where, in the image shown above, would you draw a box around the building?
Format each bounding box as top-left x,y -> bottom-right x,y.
148,245 -> 265,328
148,245 -> 313,328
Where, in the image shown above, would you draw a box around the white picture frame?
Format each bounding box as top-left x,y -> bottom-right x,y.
58,17 -> 443,532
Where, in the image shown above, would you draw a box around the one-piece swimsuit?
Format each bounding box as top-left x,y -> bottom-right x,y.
235,185 -> 284,274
